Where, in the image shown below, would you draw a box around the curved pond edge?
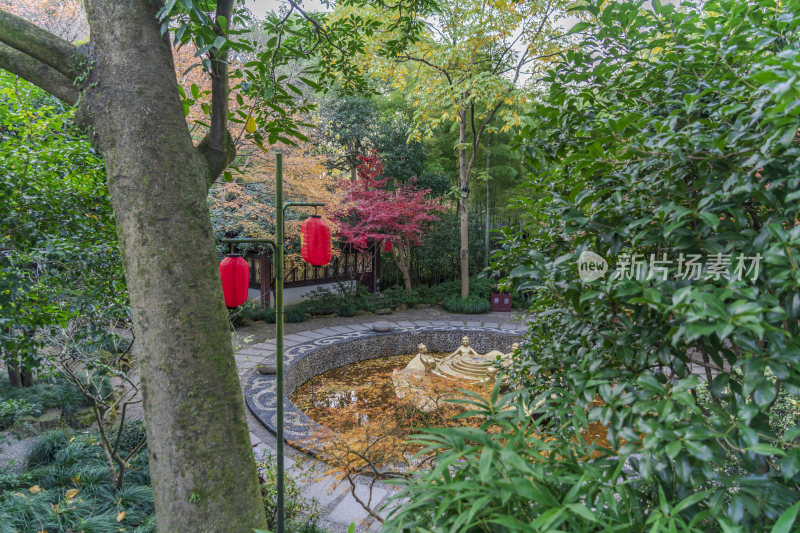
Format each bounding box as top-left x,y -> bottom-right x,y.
244,325 -> 525,453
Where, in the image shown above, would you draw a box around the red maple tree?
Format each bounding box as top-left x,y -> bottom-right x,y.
328,151 -> 444,290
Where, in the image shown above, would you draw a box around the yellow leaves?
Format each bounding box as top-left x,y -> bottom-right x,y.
70,473 -> 80,484
64,488 -> 79,499
116,511 -> 127,522
245,115 -> 257,134
28,485 -> 42,494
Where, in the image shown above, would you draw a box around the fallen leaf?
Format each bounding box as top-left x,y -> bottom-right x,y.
65,488 -> 79,499
70,474 -> 81,484
28,485 -> 42,494
116,511 -> 126,522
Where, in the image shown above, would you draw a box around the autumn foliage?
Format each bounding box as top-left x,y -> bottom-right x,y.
328,151 -> 443,289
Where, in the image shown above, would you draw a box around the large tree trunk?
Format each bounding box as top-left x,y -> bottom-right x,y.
5,355 -> 33,387
7,357 -> 21,387
458,110 -> 470,298
72,2 -> 267,531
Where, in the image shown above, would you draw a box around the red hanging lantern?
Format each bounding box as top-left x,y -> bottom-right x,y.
219,254 -> 250,308
301,215 -> 332,266
383,240 -> 392,253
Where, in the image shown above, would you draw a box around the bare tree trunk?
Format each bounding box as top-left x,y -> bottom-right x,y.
458,110 -> 470,298
392,243 -> 413,290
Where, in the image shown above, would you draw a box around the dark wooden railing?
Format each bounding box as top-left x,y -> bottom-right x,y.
245,246 -> 377,306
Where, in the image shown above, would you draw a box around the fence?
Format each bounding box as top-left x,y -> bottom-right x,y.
245,246 -> 377,306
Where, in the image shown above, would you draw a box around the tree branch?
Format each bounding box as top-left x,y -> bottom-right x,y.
197,0 -> 235,188
0,42 -> 78,104
0,10 -> 82,79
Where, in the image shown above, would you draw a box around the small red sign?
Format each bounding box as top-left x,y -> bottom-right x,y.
490,292 -> 512,312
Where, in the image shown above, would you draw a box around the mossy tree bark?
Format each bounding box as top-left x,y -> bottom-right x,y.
0,2 -> 267,532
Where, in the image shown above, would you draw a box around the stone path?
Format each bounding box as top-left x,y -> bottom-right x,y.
236,312 -> 527,532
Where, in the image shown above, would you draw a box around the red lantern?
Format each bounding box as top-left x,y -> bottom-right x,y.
383,240 -> 392,253
301,215 -> 332,266
219,254 -> 249,308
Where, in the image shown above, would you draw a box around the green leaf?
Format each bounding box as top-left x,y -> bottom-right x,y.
666,440 -> 682,459
771,501 -> 800,533
685,440 -> 714,461
753,379 -> 777,409
747,444 -> 785,457
566,503 -> 599,522
567,22 -> 592,35
673,488 -> 712,513
782,449 -> 800,479
478,448 -> 493,482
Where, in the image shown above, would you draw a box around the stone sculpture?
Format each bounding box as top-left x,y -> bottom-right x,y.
391,337 -> 520,412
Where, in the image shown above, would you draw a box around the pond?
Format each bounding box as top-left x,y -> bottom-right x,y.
290,351 -> 612,458
290,352 -> 490,435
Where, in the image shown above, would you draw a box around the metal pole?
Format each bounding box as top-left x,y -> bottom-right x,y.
219,162 -> 324,533
275,152 -> 285,533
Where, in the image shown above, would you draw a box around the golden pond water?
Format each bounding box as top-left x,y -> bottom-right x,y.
290,353 -> 611,456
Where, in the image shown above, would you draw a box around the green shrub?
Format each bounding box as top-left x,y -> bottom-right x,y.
338,303 -> 356,317
352,285 -> 377,312
442,294 -> 490,314
285,307 -> 306,323
477,1 -> 800,530
302,287 -> 346,315
0,375 -> 88,428
303,285 -> 376,315
255,453 -> 320,531
380,286 -> 421,308
410,277 -> 495,305
230,300 -> 276,325
0,398 -> 40,430
115,420 -> 147,455
384,386 -> 591,532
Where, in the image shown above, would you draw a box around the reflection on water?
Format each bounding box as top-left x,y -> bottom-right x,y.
292,354 -> 422,427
